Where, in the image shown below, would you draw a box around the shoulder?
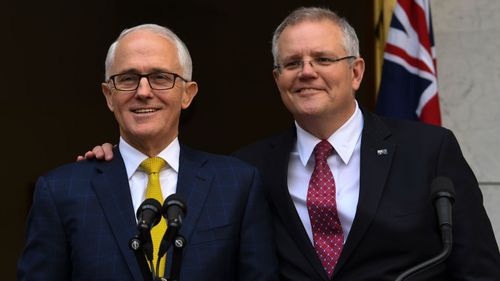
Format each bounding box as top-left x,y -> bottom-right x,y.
36,157 -> 124,193
41,158 -> 100,180
181,145 -> 257,172
363,111 -> 454,143
180,145 -> 264,191
32,159 -> 105,202
233,127 -> 295,163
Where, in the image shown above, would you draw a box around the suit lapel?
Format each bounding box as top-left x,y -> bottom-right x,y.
91,149 -> 144,281
266,127 -> 330,281
333,112 -> 395,277
175,146 -> 213,244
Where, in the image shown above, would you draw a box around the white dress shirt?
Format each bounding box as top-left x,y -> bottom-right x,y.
288,103 -> 363,243
119,137 -> 179,216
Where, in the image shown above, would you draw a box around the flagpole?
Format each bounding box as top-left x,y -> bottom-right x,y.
374,0 -> 397,96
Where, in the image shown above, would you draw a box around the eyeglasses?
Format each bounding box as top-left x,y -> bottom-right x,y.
274,56 -> 356,73
108,72 -> 188,91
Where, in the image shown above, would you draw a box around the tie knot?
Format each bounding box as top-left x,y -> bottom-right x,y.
140,157 -> 166,174
314,140 -> 333,162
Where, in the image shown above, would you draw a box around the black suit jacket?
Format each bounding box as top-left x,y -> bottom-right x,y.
18,145 -> 278,281
235,111 -> 500,281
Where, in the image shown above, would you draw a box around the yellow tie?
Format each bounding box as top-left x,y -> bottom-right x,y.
140,157 -> 167,277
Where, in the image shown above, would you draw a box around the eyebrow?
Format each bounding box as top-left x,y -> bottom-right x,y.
310,51 -> 338,57
281,50 -> 339,61
115,67 -> 173,75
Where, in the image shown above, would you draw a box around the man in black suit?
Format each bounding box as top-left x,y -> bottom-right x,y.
18,24 -> 278,281
83,7 -> 500,281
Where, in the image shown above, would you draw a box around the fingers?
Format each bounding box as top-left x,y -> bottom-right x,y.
77,152 -> 94,162
90,145 -> 105,160
76,143 -> 115,162
102,143 -> 114,161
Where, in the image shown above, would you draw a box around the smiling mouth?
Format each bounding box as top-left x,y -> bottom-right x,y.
294,87 -> 322,93
132,108 -> 158,114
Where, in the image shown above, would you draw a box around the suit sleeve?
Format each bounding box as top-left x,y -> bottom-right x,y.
437,130 -> 500,279
17,176 -> 71,281
238,168 -> 279,281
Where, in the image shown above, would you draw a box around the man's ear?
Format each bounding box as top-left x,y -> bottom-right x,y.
181,81 -> 198,109
272,68 -> 281,82
351,57 -> 365,91
102,83 -> 115,112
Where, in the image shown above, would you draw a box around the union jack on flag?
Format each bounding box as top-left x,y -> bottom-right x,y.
376,0 -> 441,125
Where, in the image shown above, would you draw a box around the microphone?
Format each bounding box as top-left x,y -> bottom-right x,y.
157,194 -> 187,264
136,198 -> 163,231
163,194 -> 187,229
431,177 -> 456,246
136,198 -> 163,263
395,177 -> 456,281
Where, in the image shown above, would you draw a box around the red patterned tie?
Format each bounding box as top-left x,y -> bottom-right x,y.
307,140 -> 344,278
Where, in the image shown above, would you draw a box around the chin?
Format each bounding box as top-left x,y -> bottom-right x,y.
127,126 -> 161,139
295,104 -> 325,116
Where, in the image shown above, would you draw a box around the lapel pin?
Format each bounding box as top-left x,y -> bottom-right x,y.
377,149 -> 388,155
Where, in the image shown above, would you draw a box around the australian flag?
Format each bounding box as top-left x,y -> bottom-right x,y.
376,0 -> 441,125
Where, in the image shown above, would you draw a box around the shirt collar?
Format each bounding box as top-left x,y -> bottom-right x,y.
295,102 -> 363,166
119,137 -> 180,179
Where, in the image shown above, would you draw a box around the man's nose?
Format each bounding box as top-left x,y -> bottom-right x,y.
135,77 -> 154,97
298,60 -> 319,77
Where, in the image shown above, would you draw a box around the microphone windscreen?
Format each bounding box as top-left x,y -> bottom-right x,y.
136,198 -> 162,220
164,194 -> 187,214
430,177 -> 456,203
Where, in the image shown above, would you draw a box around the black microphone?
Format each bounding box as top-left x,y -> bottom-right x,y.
163,194 -> 187,229
431,177 -> 456,246
136,198 -> 163,264
136,198 -> 163,232
157,194 -> 187,263
395,177 -> 456,281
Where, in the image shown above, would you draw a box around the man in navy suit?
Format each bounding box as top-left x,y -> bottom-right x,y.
80,7 -> 500,281
234,7 -> 500,280
17,24 -> 278,281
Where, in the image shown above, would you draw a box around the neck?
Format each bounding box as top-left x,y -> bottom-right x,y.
123,134 -> 176,157
296,103 -> 356,140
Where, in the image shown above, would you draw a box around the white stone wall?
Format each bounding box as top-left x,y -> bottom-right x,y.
431,0 -> 500,244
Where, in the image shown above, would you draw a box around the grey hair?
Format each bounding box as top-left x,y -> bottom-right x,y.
104,24 -> 193,80
271,7 -> 360,66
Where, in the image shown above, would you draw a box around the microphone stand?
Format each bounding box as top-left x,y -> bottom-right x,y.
169,235 -> 186,281
395,225 -> 453,281
156,227 -> 185,281
129,235 -> 154,281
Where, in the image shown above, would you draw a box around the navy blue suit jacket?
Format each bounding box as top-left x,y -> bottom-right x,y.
18,145 -> 278,281
235,111 -> 500,281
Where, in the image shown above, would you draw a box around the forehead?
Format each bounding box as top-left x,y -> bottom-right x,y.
277,19 -> 345,58
111,30 -> 181,73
